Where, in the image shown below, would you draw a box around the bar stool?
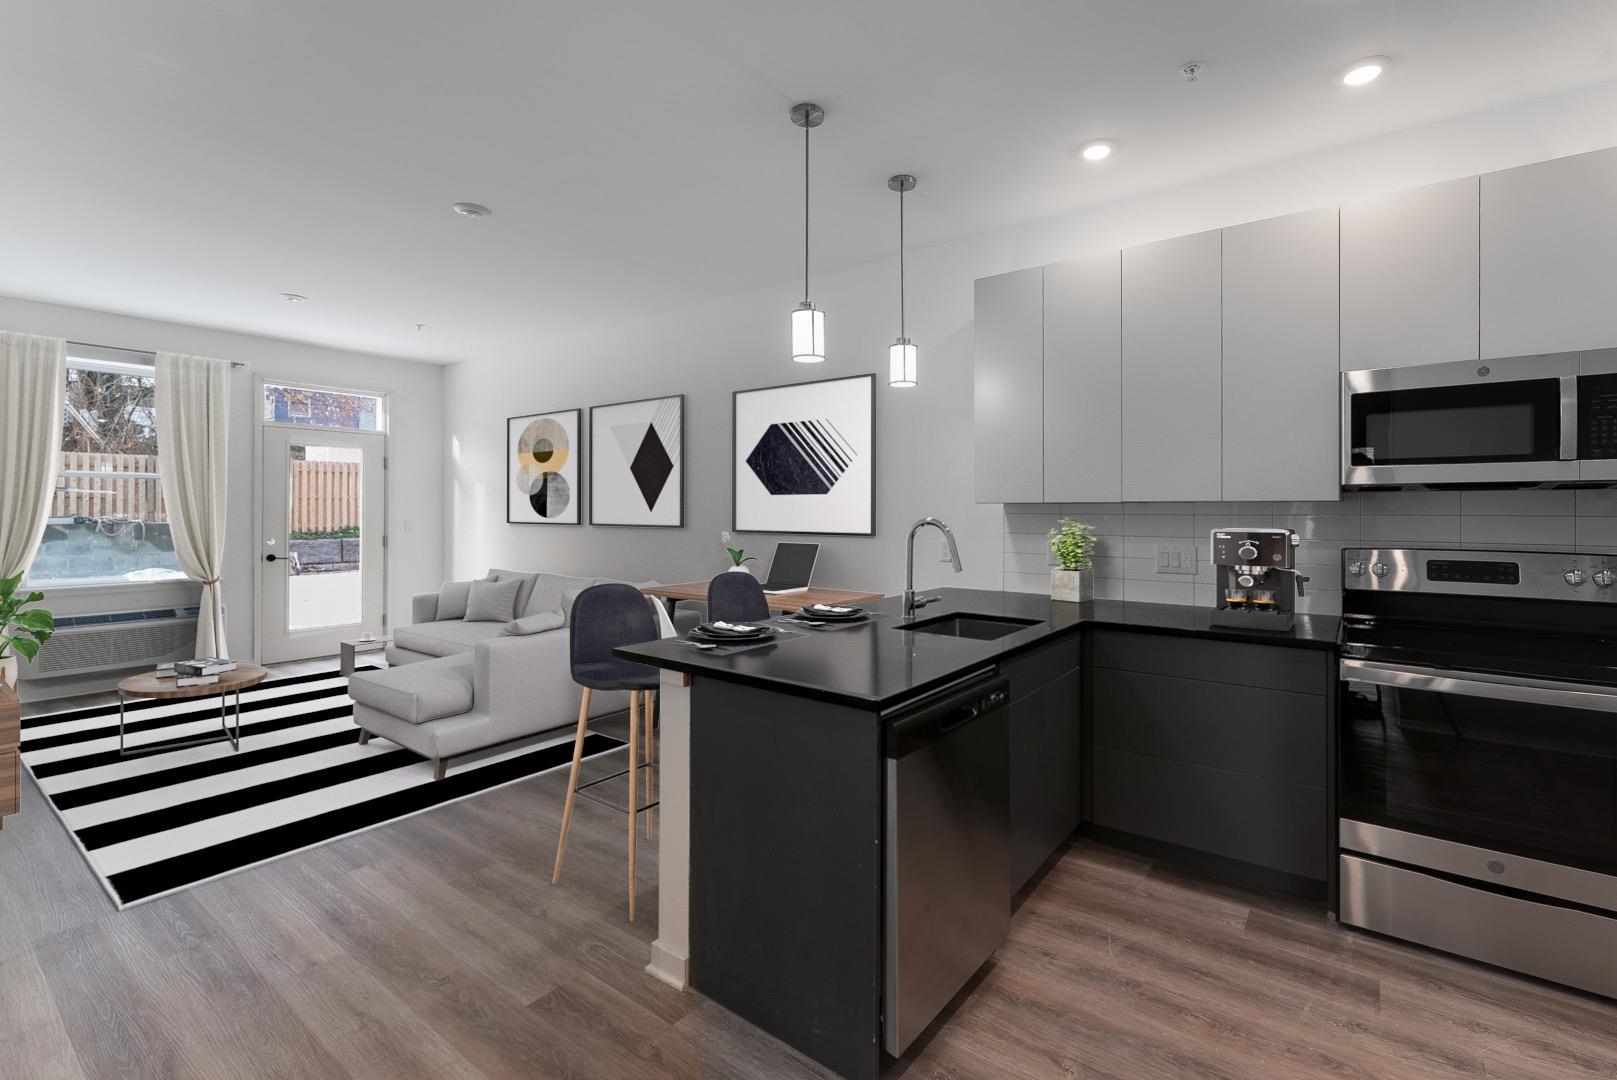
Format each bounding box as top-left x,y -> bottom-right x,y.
707,570 -> 770,623
552,583 -> 660,920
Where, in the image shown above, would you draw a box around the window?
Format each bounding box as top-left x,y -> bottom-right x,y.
263,383 -> 384,431
27,353 -> 186,586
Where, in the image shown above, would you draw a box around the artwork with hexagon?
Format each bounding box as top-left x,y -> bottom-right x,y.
589,394 -> 683,526
733,374 -> 874,535
507,408 -> 581,524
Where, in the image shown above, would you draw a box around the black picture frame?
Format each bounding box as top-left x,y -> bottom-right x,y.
732,372 -> 876,536
506,407 -> 583,525
588,393 -> 686,528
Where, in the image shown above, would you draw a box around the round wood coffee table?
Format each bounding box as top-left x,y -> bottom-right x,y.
116,663 -> 269,757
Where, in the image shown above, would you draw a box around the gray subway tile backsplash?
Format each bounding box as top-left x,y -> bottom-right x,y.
1002,488 -> 1613,602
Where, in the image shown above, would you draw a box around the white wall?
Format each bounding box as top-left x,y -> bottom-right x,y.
0,296 -> 445,666
443,79 -> 1617,597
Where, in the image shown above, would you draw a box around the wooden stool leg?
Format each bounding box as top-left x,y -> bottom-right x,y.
627,690 -> 640,921
645,691 -> 655,839
551,688 -> 593,885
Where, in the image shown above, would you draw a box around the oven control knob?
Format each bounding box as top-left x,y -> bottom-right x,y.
1595,569 -> 1615,588
1370,562 -> 1390,578
1348,560 -> 1367,577
1236,541 -> 1260,562
1565,569 -> 1587,587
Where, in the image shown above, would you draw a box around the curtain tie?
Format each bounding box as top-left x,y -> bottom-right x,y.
199,577 -> 222,586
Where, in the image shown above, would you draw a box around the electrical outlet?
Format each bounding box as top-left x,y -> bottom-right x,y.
1156,543 -> 1198,576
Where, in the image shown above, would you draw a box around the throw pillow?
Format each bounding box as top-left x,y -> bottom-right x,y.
436,580 -> 475,621
504,610 -> 565,636
464,577 -> 524,622
487,568 -> 541,617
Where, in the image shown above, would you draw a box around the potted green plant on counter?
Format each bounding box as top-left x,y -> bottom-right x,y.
0,573 -> 54,688
721,531 -> 758,575
1048,518 -> 1097,603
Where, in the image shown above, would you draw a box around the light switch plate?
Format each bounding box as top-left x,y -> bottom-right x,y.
1156,543 -> 1198,575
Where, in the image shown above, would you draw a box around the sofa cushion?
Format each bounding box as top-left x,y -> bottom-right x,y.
349,654 -> 474,725
505,610 -> 565,636
466,577 -> 523,622
523,573 -> 597,619
393,619 -> 506,657
436,579 -> 475,621
488,568 -> 541,615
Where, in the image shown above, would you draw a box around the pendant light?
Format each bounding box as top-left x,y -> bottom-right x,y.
789,102 -> 826,364
887,174 -> 918,387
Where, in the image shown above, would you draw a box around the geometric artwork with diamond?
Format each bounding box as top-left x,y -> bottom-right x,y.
732,374 -> 873,535
745,420 -> 852,495
590,394 -> 683,526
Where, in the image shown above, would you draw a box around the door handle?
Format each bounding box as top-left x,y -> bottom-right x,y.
264,553 -> 279,563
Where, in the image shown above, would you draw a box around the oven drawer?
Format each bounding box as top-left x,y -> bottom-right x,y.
1340,854 -> 1617,1000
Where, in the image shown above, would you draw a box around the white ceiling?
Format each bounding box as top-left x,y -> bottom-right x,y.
5,1 -> 1616,362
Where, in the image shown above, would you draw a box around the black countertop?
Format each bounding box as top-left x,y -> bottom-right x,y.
617,588 -> 1338,711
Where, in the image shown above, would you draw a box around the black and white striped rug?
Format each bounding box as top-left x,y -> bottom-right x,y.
19,667 -> 624,909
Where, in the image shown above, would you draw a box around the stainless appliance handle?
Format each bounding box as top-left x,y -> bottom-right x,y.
1340,658 -> 1617,713
1560,374 -> 1578,461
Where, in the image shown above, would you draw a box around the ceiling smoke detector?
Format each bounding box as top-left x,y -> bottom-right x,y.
279,293 -> 308,303
452,202 -> 492,218
1179,62 -> 1203,82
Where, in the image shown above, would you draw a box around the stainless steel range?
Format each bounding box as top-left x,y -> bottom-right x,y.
1337,547 -> 1617,998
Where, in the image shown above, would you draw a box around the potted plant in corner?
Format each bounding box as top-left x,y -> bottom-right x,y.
1048,518 -> 1097,603
0,573 -> 54,689
721,532 -> 758,576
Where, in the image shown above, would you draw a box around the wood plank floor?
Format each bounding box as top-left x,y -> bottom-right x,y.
5,670 -> 1615,1079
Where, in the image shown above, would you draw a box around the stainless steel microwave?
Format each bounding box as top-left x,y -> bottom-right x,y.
1342,350 -> 1617,488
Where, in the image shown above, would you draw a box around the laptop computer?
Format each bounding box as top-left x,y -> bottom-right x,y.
761,542 -> 820,594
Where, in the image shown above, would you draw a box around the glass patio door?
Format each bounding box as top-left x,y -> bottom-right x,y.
259,427 -> 385,663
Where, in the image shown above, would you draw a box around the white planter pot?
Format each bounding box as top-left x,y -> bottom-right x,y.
727,564 -> 754,576
1050,567 -> 1092,603
0,654 -> 15,689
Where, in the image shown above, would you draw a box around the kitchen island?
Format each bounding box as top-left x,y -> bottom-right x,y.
617,589 -> 1337,1079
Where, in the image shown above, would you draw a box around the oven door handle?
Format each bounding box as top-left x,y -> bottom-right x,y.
1340,659 -> 1617,713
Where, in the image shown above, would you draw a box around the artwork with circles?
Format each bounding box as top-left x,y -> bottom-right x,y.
507,408 -> 581,524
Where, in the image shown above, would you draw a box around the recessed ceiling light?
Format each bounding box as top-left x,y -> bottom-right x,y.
1078,139 -> 1116,162
1338,55 -> 1390,87
452,202 -> 492,217
279,293 -> 308,303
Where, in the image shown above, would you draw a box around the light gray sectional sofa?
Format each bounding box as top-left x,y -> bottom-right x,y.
347,568 -> 692,778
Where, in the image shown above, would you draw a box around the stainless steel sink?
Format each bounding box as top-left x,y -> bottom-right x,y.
897,612 -> 1041,640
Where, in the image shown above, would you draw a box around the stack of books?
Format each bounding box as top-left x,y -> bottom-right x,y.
158,657 -> 239,687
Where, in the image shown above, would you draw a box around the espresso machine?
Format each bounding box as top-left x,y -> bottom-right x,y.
1209,527 -> 1307,631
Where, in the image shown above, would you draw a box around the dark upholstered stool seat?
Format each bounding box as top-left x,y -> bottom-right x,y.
707,570 -> 770,623
554,583 -> 662,920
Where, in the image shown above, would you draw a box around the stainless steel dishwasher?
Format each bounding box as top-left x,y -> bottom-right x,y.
883,670 -> 1011,1057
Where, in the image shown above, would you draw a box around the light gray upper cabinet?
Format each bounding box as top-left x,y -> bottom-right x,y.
1221,207 -> 1341,502
974,267 -> 1045,503
1043,251 -> 1122,502
1121,230 -> 1223,501
1482,147 -> 1617,358
1341,176 -> 1479,370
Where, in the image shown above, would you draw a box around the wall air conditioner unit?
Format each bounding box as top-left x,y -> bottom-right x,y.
24,606 -> 201,680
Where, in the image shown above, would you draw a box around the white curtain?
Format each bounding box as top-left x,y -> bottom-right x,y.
156,353 -> 234,658
0,332 -> 66,580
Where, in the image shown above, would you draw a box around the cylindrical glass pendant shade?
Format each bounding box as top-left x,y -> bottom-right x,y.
889,338 -> 917,387
791,302 -> 826,363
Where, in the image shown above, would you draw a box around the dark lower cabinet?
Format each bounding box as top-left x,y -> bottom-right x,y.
1002,638 -> 1083,893
1086,629 -> 1332,896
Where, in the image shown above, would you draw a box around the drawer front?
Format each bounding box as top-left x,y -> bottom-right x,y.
1090,629 -> 1329,696
1000,634 -> 1082,703
0,750 -> 17,818
1092,669 -> 1326,787
1091,747 -> 1327,880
